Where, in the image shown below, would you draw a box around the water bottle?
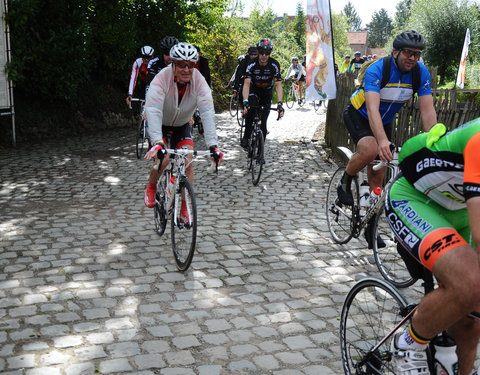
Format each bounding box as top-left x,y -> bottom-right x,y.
368,187 -> 383,206
359,182 -> 370,207
434,333 -> 458,375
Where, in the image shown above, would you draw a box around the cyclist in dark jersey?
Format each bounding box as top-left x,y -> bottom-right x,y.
233,46 -> 258,103
386,120 -> 480,374
145,36 -> 179,90
240,39 -> 284,150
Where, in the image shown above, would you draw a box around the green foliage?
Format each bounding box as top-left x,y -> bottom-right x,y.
342,2 -> 362,31
331,13 -> 352,63
393,0 -> 412,33
292,2 -> 306,50
367,9 -> 393,48
408,0 -> 479,84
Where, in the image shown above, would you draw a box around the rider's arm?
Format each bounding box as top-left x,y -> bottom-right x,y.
242,77 -> 251,105
194,69 -> 218,148
144,70 -> 167,146
365,91 -> 392,161
128,58 -> 140,97
465,133 -> 480,251
418,94 -> 437,132
274,80 -> 283,103
284,65 -> 293,80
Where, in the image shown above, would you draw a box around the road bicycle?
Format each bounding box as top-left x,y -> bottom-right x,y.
130,98 -> 150,159
340,271 -> 479,375
245,105 -> 279,186
153,142 -> 219,272
285,79 -> 305,109
325,145 -> 415,288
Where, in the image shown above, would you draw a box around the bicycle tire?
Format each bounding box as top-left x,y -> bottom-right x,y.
229,94 -> 236,117
239,116 -> 244,144
326,167 -> 359,244
371,210 -> 416,288
237,101 -> 243,126
340,277 -> 409,375
251,130 -> 264,186
154,175 -> 167,236
286,86 -> 294,109
171,177 -> 197,272
136,118 -> 148,159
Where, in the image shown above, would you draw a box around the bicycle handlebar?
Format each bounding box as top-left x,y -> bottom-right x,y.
128,98 -> 145,110
247,105 -> 282,121
372,144 -> 399,171
154,148 -> 220,173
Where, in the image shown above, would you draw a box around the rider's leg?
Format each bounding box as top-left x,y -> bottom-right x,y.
299,81 -> 304,101
448,316 -> 480,375
345,136 -> 378,176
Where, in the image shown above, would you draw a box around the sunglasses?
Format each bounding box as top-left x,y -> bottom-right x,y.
259,51 -> 271,56
401,48 -> 422,59
176,62 -> 196,69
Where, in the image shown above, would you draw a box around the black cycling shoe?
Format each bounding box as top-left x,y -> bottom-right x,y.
240,139 -> 248,150
337,180 -> 354,206
365,222 -> 386,249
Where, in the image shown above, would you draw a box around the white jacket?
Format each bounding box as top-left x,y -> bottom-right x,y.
145,64 -> 218,148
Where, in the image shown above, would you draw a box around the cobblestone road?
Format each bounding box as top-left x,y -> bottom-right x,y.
0,103 -> 418,375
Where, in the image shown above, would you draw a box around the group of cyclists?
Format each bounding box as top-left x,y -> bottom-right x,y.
126,29 -> 480,375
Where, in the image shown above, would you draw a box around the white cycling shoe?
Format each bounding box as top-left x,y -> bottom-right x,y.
391,334 -> 430,375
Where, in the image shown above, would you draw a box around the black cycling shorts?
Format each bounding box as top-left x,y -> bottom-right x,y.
162,124 -> 193,148
344,103 -> 392,145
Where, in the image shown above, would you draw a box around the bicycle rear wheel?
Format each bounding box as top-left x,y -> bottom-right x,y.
285,86 -> 294,109
371,210 -> 416,288
136,118 -> 148,159
154,175 -> 167,236
229,94 -> 237,117
171,177 -> 197,272
326,167 -> 359,244
251,130 -> 264,186
340,277 -> 410,375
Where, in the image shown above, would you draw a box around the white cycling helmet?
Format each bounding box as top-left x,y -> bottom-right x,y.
141,45 -> 154,58
169,42 -> 199,63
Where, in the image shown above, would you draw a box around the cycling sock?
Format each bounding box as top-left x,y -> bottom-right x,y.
147,181 -> 156,189
397,324 -> 430,350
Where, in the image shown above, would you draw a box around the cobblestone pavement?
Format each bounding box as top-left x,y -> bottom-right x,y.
0,102 -> 420,375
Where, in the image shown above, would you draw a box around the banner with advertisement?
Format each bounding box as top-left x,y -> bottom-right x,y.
305,0 -> 336,102
456,28 -> 470,89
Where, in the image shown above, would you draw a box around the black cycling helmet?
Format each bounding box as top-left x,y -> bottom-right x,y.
257,38 -> 273,54
393,30 -> 425,50
160,36 -> 179,53
247,46 -> 258,55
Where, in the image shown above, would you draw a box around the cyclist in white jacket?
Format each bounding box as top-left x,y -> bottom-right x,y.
143,42 -> 222,211
284,57 -> 306,104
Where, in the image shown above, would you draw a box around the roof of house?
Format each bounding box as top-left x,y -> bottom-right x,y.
347,31 -> 368,45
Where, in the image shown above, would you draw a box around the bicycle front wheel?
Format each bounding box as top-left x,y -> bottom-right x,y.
326,167 -> 359,244
372,209 -> 416,288
251,130 -> 264,186
238,115 -> 244,144
285,86 -> 294,109
171,177 -> 197,272
154,175 -> 167,236
340,277 -> 410,375
136,118 -> 148,159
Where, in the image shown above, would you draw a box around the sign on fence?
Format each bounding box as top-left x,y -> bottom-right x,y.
305,0 -> 336,102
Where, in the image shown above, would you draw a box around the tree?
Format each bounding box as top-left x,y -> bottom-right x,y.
367,9 -> 393,48
409,0 -> 479,84
292,2 -> 306,50
342,2 -> 362,31
331,13 -> 352,63
393,0 -> 413,32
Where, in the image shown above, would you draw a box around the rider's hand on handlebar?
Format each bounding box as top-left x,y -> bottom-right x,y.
277,102 -> 285,119
242,100 -> 250,116
377,139 -> 393,162
126,95 -> 132,108
145,142 -> 166,161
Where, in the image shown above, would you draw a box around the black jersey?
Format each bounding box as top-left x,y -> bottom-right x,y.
245,57 -> 282,90
146,55 -> 168,86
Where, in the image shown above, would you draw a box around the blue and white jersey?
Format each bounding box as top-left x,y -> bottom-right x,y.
350,59 -> 432,124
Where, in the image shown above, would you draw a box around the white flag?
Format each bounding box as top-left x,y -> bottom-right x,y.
305,0 -> 336,101
456,28 -> 470,89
